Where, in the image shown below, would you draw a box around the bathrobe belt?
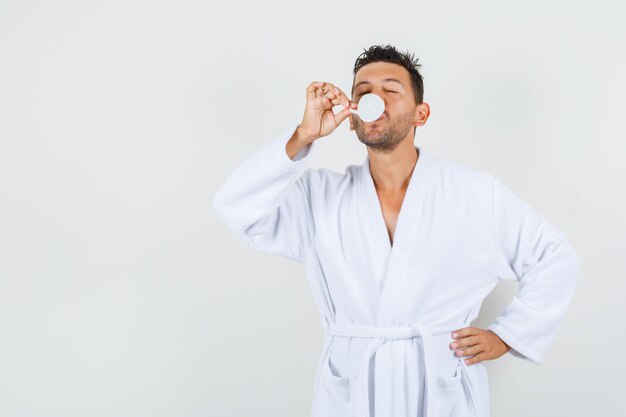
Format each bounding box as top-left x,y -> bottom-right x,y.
326,322 -> 481,417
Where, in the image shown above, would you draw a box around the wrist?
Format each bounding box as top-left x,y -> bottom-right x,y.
295,125 -> 315,144
286,126 -> 312,160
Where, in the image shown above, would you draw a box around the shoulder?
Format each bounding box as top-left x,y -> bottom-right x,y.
300,163 -> 362,190
430,154 -> 496,193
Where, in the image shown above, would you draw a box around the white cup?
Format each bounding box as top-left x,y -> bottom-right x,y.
349,93 -> 384,122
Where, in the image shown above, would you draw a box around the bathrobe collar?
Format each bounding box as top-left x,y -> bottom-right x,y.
358,145 -> 436,327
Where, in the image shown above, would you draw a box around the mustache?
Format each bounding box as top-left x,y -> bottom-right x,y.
356,112 -> 388,123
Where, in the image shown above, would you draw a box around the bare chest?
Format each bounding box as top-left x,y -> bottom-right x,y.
377,191 -> 407,246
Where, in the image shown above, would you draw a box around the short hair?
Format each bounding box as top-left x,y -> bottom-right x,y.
351,44 -> 424,105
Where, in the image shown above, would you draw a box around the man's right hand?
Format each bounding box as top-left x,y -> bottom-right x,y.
296,81 -> 358,143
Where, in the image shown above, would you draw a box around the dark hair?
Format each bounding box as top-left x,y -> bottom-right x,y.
352,44 -> 424,105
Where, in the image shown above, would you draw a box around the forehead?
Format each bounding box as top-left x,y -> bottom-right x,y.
353,62 -> 410,89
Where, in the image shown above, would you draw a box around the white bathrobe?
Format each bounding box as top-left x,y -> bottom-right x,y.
213,123 -> 580,417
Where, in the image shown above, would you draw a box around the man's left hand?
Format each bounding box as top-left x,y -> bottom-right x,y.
449,326 -> 511,365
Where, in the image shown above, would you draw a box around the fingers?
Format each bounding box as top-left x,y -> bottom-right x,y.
449,335 -> 480,350
329,85 -> 352,109
333,106 -> 352,126
451,326 -> 480,340
449,326 -> 505,365
464,352 -> 487,366
311,81 -> 354,108
450,327 -> 485,365
454,343 -> 483,357
307,81 -> 324,100
304,81 -> 354,132
452,338 -> 487,366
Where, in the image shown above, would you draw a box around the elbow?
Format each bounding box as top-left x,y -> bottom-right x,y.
212,185 -> 251,237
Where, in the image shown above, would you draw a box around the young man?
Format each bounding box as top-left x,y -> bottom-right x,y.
213,44 -> 580,417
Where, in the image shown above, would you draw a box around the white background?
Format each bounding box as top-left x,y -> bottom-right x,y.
0,0 -> 624,416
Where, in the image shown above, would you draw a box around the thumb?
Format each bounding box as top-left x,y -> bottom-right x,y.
334,106 -> 353,126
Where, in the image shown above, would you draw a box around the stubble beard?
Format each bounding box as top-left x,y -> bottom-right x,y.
353,111 -> 415,154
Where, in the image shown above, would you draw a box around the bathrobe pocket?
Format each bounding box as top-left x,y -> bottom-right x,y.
315,349 -> 352,417
435,361 -> 462,416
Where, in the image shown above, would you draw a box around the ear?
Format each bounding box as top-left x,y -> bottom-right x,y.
413,102 -> 430,127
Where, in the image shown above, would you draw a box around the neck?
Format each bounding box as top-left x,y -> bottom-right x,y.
367,139 -> 419,193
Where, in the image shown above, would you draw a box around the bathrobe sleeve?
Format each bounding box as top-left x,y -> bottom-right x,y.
487,177 -> 581,365
213,123 -> 318,264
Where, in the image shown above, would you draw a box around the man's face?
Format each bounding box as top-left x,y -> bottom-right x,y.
349,62 -> 429,152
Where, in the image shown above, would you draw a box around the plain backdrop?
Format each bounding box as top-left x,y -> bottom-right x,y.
0,0 -> 624,416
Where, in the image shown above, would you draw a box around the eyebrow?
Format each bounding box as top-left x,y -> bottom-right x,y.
354,78 -> 404,89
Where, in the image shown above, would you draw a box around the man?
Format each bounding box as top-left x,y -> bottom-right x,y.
213,44 -> 580,417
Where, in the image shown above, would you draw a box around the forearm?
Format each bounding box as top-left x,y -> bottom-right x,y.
286,125 -> 313,160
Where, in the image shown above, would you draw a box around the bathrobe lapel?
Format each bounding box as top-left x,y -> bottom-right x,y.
358,145 -> 435,327
356,146 -> 438,417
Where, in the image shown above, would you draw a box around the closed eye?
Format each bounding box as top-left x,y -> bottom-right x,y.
356,90 -> 398,97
